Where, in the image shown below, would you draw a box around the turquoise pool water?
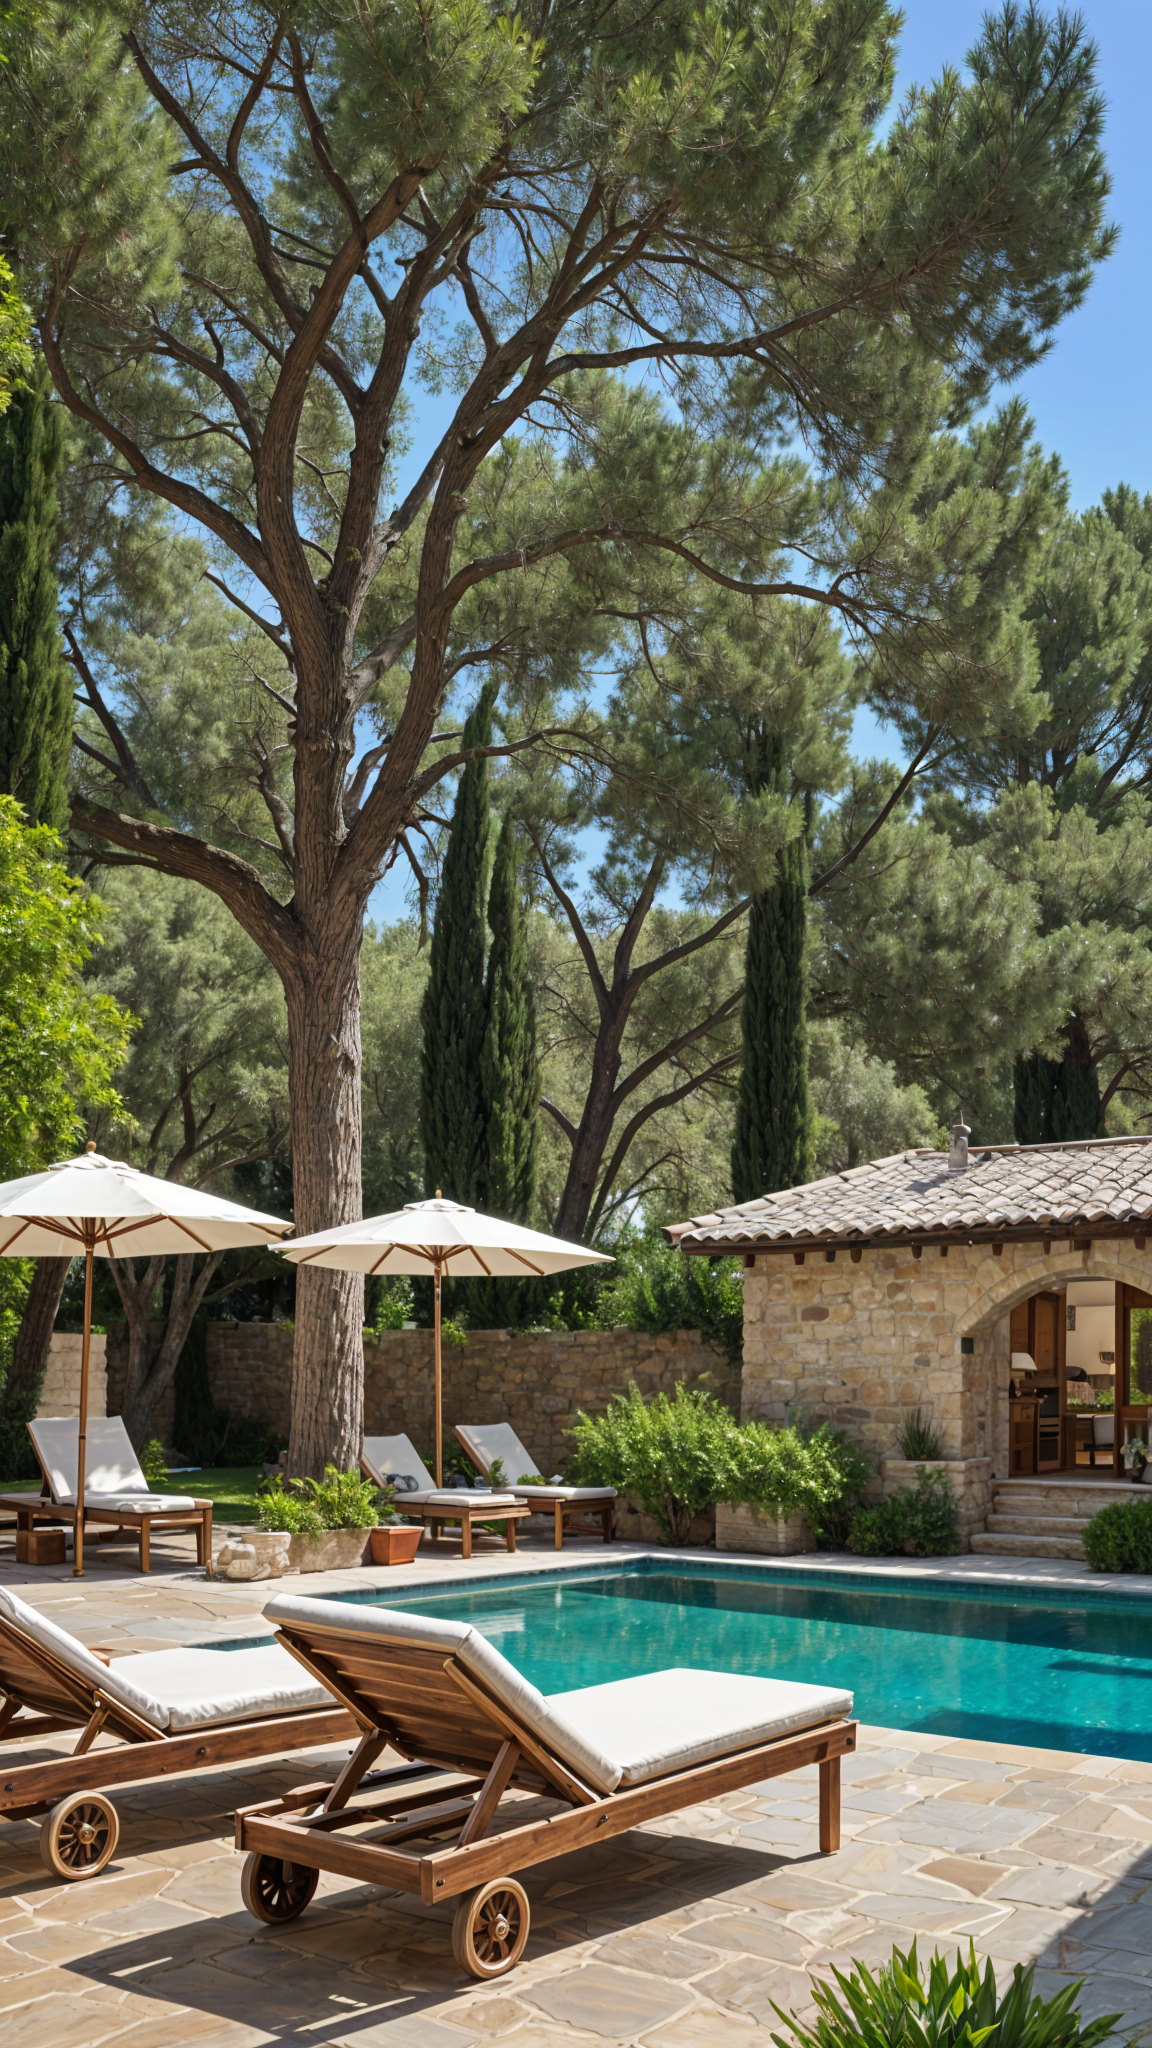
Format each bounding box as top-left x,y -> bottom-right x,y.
330,1563 -> 1152,1762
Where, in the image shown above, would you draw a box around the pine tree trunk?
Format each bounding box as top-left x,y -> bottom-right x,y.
553,1039 -> 620,1243
284,948 -> 365,1478
7,1255 -> 70,1414
120,1253 -> 223,1447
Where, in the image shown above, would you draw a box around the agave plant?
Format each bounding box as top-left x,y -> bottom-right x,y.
771,1942 -> 1124,2048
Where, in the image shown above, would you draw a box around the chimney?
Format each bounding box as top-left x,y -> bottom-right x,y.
948,1116 -> 971,1173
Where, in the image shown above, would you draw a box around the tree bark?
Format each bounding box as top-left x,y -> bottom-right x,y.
7,1256 -> 71,1413
117,1252 -> 225,1447
283,940 -> 365,1478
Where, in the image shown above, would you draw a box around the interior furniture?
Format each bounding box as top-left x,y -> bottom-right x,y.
236,1594 -> 857,1979
8,1418 -> 215,1575
455,1423 -> 616,1548
0,1585 -> 355,1879
1008,1397 -> 1038,1475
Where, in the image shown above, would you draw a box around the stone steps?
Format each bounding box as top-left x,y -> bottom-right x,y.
983,1512 -> 1090,1539
970,1529 -> 1088,1560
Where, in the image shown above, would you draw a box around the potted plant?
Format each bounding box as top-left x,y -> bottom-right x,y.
1122,1433 -> 1148,1482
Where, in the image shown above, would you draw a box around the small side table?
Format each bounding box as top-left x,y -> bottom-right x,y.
412,1501 -> 532,1560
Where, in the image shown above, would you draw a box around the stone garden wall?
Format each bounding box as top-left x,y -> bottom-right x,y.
36,1331 -> 108,1422
106,1320 -> 737,1472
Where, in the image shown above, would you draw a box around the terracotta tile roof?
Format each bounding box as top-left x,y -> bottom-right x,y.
668,1137 -> 1152,1253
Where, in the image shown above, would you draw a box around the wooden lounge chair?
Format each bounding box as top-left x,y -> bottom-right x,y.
360,1433 -> 528,1557
0,1584 -> 356,1880
454,1421 -> 616,1548
236,1594 -> 856,1978
12,1417 -> 214,1574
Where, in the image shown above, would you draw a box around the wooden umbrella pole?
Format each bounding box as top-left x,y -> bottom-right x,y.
434,1261 -> 443,1488
74,1239 -> 94,1578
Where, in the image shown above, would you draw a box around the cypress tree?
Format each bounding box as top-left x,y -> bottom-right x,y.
731,731 -> 814,1205
1014,1017 -> 1101,1144
472,813 -> 539,1326
419,680 -> 497,1204
0,358 -> 71,827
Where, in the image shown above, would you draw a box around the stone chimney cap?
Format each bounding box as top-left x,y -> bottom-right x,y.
948,1115 -> 972,1173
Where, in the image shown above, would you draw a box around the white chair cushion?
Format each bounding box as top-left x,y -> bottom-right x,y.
74,1493 -> 199,1513
29,1415 -> 150,1502
0,1583 -> 169,1731
264,1593 -> 622,1793
455,1421 -> 537,1480
110,1643 -> 331,1730
547,1668 -> 854,1786
513,1485 -> 616,1502
361,1434 -> 435,1497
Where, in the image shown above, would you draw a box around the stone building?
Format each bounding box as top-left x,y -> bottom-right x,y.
669,1128 -> 1152,1534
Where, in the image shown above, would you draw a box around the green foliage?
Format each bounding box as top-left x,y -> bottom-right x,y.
898,1408 -> 943,1461
0,797 -> 130,1177
254,1476 -> 323,1536
770,1939 -> 1120,2048
848,1467 -> 962,1557
486,1456 -> 508,1488
172,1320 -> 280,1467
421,683 -> 496,1208
0,1257 -> 34,1478
473,812 -> 540,1322
1083,1499 -> 1152,1572
545,1236 -> 743,1358
1014,1046 -> 1101,1143
365,1275 -> 415,1333
0,258 -> 32,415
301,1465 -> 382,1531
566,1383 -> 869,1546
0,357 -> 71,828
794,1422 -> 874,1549
139,1437 -> 168,1486
518,1471 -> 545,1485
732,734 -> 814,1201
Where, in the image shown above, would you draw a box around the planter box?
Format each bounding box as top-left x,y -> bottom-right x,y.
613,1503 -> 716,1547
715,1502 -> 817,1556
369,1523 -> 423,1566
287,1527 -> 373,1573
216,1527 -> 292,1580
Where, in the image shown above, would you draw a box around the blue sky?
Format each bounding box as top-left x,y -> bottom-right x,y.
372,1 -> 1152,918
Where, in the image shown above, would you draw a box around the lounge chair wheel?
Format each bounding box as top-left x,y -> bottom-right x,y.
240,1850 -> 319,1924
40,1792 -> 120,1881
451,1878 -> 530,1978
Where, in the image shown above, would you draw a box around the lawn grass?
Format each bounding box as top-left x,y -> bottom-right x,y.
0,1464 -> 265,1524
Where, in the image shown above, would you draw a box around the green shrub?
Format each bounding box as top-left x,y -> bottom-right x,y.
139,1437 -> 168,1487
542,1235 -> 744,1359
897,1405 -> 942,1461
848,1467 -> 961,1557
770,1940 -> 1120,2048
567,1381 -> 736,1543
566,1385 -> 870,1546
254,1476 -> 323,1535
1082,1498 -> 1152,1572
304,1465 -> 382,1530
365,1275 -> 414,1333
799,1423 -> 873,1548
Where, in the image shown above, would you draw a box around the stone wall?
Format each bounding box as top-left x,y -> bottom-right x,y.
740,1236 -> 1152,1481
107,1319 -> 736,1472
36,1331 -> 107,1422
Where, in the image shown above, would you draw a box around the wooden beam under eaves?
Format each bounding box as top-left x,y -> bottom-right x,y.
793,1251 -> 805,1266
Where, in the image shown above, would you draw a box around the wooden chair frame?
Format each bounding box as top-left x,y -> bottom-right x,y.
0,1609 -> 356,1839
236,1610 -> 855,1969
0,1418 -> 215,1575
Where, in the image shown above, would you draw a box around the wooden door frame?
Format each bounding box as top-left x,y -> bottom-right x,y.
1114,1285 -> 1152,1477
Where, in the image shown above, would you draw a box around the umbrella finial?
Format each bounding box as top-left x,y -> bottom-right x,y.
86,1140 -> 96,1153
436,1187 -> 442,1198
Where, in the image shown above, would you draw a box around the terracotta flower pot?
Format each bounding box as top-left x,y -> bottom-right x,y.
369,1523 -> 423,1566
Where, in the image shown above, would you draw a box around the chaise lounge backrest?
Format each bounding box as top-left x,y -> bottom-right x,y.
264,1592 -> 622,1794
0,1583 -> 171,1733
455,1422 -> 537,1482
31,1416 -> 151,1501
360,1433 -> 438,1501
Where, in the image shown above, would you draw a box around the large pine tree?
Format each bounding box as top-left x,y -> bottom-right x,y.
419,682 -> 497,1204
0,358 -> 71,828
731,732 -> 814,1204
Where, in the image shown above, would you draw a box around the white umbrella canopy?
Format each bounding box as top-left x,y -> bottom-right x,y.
276,1196 -> 612,1484
0,1145 -> 292,1574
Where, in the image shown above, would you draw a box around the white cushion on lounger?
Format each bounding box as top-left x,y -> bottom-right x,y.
264,1593 -> 623,1794
0,1586 -> 328,1734
421,1490 -> 518,1508
109,1644 -> 331,1729
548,1668 -> 853,1786
361,1433 -> 440,1504
79,1493 -> 199,1512
455,1421 -> 615,1500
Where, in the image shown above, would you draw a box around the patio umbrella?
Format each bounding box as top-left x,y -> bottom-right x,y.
275,1196 -> 611,1484
0,1144 -> 292,1574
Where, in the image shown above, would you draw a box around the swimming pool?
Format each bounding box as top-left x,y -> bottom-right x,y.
328,1560 -> 1152,1762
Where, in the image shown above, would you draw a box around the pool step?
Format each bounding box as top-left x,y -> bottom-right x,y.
983,1512 -> 1090,1540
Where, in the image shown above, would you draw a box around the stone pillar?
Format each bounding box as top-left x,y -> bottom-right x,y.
36,1331 -> 108,1422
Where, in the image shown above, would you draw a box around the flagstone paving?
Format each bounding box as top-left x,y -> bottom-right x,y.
3,1536 -> 1152,2044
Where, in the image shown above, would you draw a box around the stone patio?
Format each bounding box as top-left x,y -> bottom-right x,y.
3,1528 -> 1152,2047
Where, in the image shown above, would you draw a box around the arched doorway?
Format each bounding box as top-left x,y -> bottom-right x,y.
1007,1279 -> 1152,1476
